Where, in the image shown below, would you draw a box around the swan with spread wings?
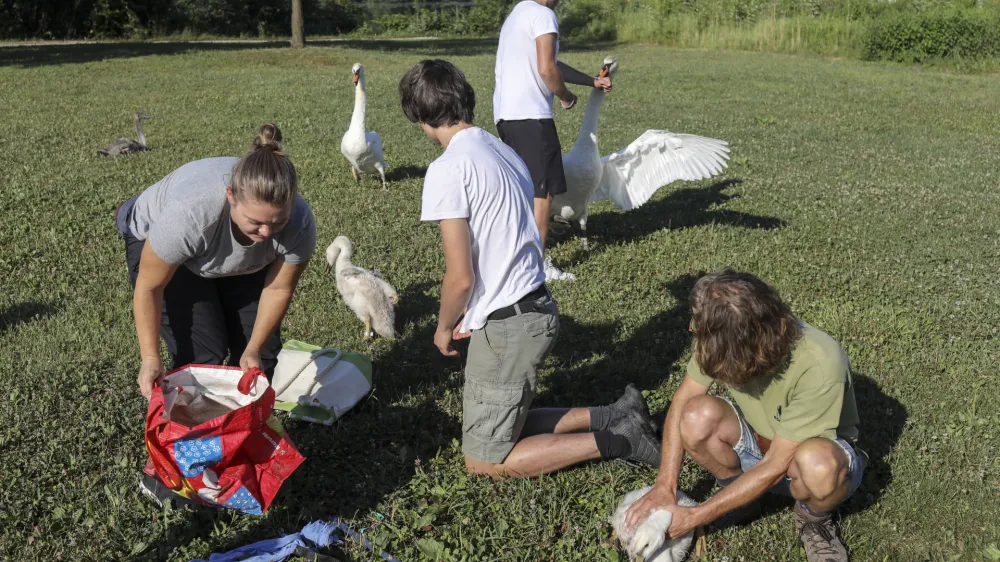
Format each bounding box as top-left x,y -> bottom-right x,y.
552,56 -> 731,249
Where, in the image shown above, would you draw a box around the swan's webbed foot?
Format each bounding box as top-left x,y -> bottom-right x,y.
550,214 -> 571,234
363,315 -> 373,339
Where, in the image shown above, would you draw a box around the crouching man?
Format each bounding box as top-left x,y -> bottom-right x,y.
626,269 -> 866,561
398,59 -> 661,478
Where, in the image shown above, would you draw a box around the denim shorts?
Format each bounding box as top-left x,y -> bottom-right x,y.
725,399 -> 865,497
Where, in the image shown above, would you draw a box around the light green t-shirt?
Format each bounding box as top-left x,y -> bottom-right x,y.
687,322 -> 859,443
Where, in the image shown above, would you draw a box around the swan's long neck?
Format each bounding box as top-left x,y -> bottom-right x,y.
349,76 -> 367,135
571,87 -> 607,154
336,243 -> 353,270
135,116 -> 147,147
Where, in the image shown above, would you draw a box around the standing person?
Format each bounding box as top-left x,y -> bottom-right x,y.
493,0 -> 613,281
624,269 -> 866,562
400,59 -> 659,477
114,124 -> 317,503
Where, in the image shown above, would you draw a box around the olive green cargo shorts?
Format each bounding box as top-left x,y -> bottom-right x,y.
462,295 -> 559,463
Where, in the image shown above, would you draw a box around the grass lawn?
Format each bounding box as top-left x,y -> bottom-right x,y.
1,39 -> 999,561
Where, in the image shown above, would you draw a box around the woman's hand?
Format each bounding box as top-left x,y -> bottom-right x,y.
138,356 -> 165,399
240,347 -> 262,372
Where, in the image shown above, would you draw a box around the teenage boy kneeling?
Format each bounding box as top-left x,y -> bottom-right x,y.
398,59 -> 661,478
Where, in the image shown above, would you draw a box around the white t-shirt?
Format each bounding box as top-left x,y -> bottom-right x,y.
493,0 -> 560,124
420,127 -> 546,332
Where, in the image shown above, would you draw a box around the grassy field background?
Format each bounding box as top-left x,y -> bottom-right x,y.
1,40 -> 999,561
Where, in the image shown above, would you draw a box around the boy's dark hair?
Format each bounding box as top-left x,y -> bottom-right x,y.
399,59 -> 475,127
690,268 -> 802,387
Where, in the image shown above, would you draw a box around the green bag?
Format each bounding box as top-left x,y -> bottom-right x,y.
271,340 -> 373,425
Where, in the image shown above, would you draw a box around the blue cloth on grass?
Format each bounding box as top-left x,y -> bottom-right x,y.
192,519 -> 399,562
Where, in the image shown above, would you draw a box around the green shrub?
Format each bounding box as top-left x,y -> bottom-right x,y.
0,0 -> 361,39
4,0 -> 1000,69
305,0 -> 363,35
863,6 -> 1000,62
356,12 -> 412,35
465,0 -> 515,35
407,8 -> 446,34
86,0 -> 144,38
558,0 -> 622,40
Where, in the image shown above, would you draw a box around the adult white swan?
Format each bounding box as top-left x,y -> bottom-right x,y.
341,63 -> 387,189
553,56 -> 731,249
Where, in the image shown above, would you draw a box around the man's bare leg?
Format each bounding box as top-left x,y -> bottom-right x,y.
676,395 -> 762,532
679,395 -> 744,479
519,407 -> 590,436
465,432 -> 601,478
534,194 -> 576,281
534,195 -> 552,247
788,438 -> 853,561
466,394 -> 663,478
787,438 -> 851,513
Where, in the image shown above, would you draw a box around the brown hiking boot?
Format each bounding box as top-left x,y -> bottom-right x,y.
795,502 -> 849,562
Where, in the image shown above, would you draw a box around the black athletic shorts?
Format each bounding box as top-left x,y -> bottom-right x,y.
496,118 -> 568,199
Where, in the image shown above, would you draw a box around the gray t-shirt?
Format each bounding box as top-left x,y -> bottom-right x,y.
128,157 -> 317,278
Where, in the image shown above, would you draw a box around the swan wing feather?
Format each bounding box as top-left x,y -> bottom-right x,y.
595,130 -> 730,210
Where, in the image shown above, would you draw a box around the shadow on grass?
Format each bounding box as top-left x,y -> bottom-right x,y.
841,372 -> 907,517
0,301 -> 60,335
537,273 -> 701,408
385,165 -> 428,183
333,38 -> 616,56
551,178 -> 785,266
328,38 -> 500,56
0,40 -> 286,68
0,38 -> 618,68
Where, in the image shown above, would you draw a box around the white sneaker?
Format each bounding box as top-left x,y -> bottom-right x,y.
543,257 -> 576,281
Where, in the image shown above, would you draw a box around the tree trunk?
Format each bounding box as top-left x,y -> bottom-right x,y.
291,0 -> 304,49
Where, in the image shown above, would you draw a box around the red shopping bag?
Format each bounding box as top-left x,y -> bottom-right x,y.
143,364 -> 306,514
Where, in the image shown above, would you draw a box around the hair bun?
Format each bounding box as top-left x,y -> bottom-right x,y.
253,122 -> 283,151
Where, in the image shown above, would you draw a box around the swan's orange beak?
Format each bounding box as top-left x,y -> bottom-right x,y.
352,72 -> 359,86
599,65 -> 609,78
